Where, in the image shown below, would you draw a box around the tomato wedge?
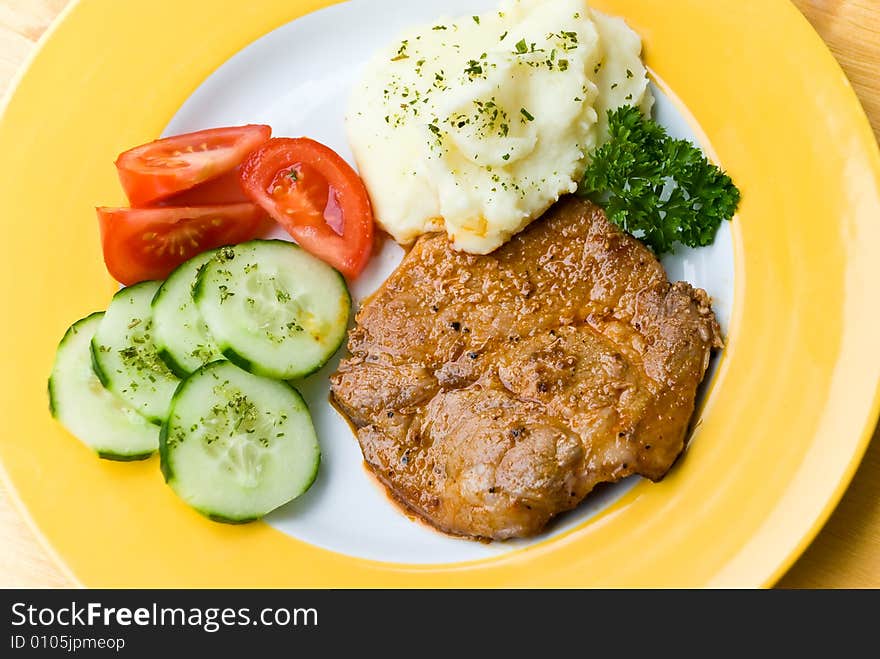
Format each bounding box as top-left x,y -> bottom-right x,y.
97,204 -> 270,285
116,125 -> 271,207
155,169 -> 251,206
240,138 -> 374,279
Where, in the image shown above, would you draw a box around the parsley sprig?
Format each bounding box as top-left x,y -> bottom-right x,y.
579,106 -> 740,254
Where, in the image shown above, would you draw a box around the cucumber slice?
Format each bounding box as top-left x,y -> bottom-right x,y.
49,312 -> 159,460
160,360 -> 320,523
91,281 -> 180,424
152,250 -> 223,377
194,241 -> 351,380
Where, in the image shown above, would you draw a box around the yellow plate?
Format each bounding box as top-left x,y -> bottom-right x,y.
1,0 -> 878,587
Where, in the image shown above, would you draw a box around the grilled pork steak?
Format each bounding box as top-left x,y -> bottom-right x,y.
331,197 -> 722,540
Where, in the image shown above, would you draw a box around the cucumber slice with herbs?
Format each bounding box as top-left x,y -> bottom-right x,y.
49,313 -> 159,460
160,360 -> 320,523
152,250 -> 223,377
91,281 -> 180,424
194,241 -> 351,380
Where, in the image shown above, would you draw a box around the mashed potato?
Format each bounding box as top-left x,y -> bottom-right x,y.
346,0 -> 652,253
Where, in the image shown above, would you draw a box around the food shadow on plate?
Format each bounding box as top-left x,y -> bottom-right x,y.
265,349 -> 350,520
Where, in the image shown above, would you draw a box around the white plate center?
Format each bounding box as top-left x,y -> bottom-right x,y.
164,0 -> 734,564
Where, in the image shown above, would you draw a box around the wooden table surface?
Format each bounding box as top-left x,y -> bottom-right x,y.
1,0 -> 878,589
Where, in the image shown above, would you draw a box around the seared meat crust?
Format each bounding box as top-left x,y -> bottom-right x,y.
331,197 -> 721,539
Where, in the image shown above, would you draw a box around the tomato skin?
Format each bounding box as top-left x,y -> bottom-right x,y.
97,203 -> 270,285
240,138 -> 374,279
116,125 -> 271,207
156,169 -> 251,206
